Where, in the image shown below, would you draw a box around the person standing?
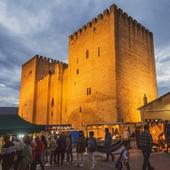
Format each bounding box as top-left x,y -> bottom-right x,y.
0,135 -> 16,170
19,135 -> 32,170
66,133 -> 73,164
57,132 -> 66,166
135,126 -> 141,149
139,124 -> 154,170
49,136 -> 57,165
123,128 -> 130,148
12,135 -> 23,170
87,131 -> 97,170
41,135 -> 48,163
164,121 -> 170,152
76,131 -> 86,167
54,134 -> 59,164
104,128 -> 114,161
31,136 -> 45,170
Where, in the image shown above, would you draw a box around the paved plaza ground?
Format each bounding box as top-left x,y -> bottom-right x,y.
40,149 -> 170,170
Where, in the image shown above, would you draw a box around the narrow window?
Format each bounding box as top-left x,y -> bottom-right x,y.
98,47 -> 100,56
87,88 -> 92,95
86,50 -> 89,59
89,88 -> 91,95
80,107 -> 82,112
76,69 -> 79,74
51,111 -> 53,117
51,98 -> 54,107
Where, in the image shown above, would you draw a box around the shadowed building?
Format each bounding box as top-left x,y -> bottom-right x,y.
139,92 -> 170,121
19,4 -> 158,128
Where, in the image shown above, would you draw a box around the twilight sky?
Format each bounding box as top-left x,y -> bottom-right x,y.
0,0 -> 170,106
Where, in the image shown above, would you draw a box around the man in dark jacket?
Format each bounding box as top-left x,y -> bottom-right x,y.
57,132 -> 66,166
104,128 -> 114,161
0,135 -> 16,170
76,131 -> 86,166
139,124 -> 154,170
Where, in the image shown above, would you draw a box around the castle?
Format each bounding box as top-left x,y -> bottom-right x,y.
19,4 -> 158,128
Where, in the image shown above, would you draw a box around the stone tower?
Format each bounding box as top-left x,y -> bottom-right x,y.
18,55 -> 68,124
67,4 -> 157,127
19,4 -> 158,128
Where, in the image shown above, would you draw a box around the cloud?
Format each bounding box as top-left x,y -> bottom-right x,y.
0,85 -> 19,107
155,45 -> 170,95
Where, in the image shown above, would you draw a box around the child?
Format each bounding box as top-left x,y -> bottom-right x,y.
115,141 -> 130,170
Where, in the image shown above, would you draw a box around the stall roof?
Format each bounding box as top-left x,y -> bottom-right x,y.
83,122 -> 145,127
0,107 -> 45,135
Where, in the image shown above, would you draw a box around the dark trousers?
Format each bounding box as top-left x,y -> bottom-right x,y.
14,151 -> 22,170
106,145 -> 114,160
141,147 -> 153,170
31,157 -> 44,170
66,147 -> 73,162
57,149 -> 65,165
2,161 -> 13,170
2,166 -> 11,170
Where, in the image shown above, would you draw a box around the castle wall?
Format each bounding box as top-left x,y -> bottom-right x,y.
35,62 -> 67,125
67,6 -> 118,128
36,75 -> 49,124
19,54 -> 67,124
18,57 -> 37,122
62,67 -> 68,124
115,8 -> 158,122
48,63 -> 65,125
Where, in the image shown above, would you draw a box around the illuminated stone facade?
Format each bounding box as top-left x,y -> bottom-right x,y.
19,4 -> 158,128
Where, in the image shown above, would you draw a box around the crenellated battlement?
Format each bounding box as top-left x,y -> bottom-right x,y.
23,54 -> 68,67
37,74 -> 50,82
69,3 -> 153,41
116,7 -> 152,38
68,4 -> 117,41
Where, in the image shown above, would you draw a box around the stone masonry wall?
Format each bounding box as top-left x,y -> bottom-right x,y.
115,8 -> 158,122
67,5 -> 118,128
18,57 -> 37,122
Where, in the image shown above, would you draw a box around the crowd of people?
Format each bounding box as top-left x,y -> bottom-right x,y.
1,123 -> 169,170
0,128 -> 121,170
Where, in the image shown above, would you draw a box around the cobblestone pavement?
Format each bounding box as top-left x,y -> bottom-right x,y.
39,149 -> 170,170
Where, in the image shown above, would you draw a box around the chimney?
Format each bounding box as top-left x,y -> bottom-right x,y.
143,93 -> 148,105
